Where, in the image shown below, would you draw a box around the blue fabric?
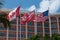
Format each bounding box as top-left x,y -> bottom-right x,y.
43,10 -> 49,17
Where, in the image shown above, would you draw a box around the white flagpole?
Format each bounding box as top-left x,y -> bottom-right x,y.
6,28 -> 9,40
49,14 -> 52,37
34,21 -> 37,35
42,21 -> 45,36
26,22 -> 28,39
20,15 -> 21,40
49,0 -> 52,37
16,17 -> 18,40
56,17 -> 59,34
34,10 -> 37,35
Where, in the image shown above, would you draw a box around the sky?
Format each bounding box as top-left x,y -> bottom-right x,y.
3,0 -> 60,14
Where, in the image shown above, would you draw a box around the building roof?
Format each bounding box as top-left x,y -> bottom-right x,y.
0,8 -> 60,16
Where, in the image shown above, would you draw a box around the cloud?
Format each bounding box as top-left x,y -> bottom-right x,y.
28,5 -> 36,11
37,0 -> 60,13
37,0 -> 49,12
49,0 -> 60,13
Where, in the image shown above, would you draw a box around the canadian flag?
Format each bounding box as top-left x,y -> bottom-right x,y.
7,6 -> 20,21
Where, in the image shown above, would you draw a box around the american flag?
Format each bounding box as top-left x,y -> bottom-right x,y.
34,10 -> 48,22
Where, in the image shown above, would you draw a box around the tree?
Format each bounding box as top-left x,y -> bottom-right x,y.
51,33 -> 60,40
27,34 -> 40,40
42,33 -> 60,40
42,34 -> 50,40
0,0 -> 4,8
0,13 -> 11,29
0,0 -> 11,28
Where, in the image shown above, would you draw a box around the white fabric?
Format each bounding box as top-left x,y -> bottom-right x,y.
8,8 -> 17,21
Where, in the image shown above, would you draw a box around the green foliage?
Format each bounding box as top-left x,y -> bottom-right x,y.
51,33 -> 60,40
0,13 -> 11,29
43,34 -> 50,40
0,0 -> 11,29
27,33 -> 60,40
27,34 -> 40,40
42,33 -> 60,40
0,0 -> 4,8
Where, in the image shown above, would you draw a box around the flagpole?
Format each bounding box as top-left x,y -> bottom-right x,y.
19,2 -> 22,40
6,28 -> 9,40
16,17 -> 18,40
26,22 -> 28,39
34,21 -> 37,35
20,15 -> 21,40
49,14 -> 52,37
48,0 -> 52,37
42,21 -> 45,36
34,10 -> 37,35
7,6 -> 20,40
56,17 -> 59,34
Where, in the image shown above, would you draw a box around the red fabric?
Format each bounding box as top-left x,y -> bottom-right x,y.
16,6 -> 20,17
27,11 -> 35,22
21,13 -> 28,24
21,11 -> 35,24
37,13 -> 44,22
34,13 -> 43,22
43,16 -> 48,21
21,19 -> 25,25
7,6 -> 20,21
34,13 -> 48,22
